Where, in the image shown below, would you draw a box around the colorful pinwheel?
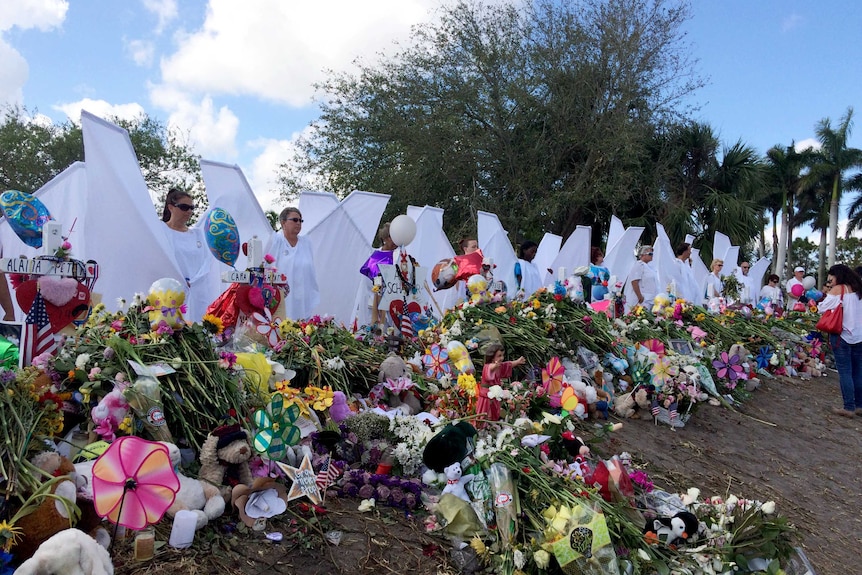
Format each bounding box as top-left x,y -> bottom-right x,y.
629,360 -> 653,388
542,357 -> 565,395
253,393 -> 301,460
560,386 -> 580,418
641,338 -> 665,356
421,343 -> 451,379
712,351 -> 744,381
252,308 -> 281,348
91,436 -> 180,530
756,346 -> 772,370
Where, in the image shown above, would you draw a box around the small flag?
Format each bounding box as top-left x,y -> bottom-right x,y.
668,401 -> 678,421
315,456 -> 342,491
22,291 -> 57,366
650,400 -> 660,417
400,300 -> 413,339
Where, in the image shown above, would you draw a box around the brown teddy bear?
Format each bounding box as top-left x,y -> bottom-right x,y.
198,424 -> 254,501
613,388 -> 652,419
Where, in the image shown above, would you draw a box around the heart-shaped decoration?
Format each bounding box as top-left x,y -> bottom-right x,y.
37,276 -> 79,306
388,300 -> 422,326
16,279 -> 91,332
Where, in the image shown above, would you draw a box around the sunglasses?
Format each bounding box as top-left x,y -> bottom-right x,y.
285,217 -> 304,223
741,266 -> 750,269
645,252 -> 654,256
173,203 -> 195,212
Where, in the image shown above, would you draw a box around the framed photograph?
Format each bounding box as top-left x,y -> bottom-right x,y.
0,320 -> 24,370
669,338 -> 695,356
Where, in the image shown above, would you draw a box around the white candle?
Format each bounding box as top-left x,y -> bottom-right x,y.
557,267 -> 566,281
247,236 -> 262,269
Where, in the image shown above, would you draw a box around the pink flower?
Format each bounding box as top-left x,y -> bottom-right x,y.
61,240 -> 72,250
88,367 -> 102,381
264,253 -> 275,264
155,321 -> 173,335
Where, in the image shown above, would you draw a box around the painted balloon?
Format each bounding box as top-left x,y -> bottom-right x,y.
0,190 -> 53,248
790,283 -> 804,298
205,208 -> 240,267
147,277 -> 186,330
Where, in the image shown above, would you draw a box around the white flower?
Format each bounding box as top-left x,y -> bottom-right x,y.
75,353 -> 91,370
541,412 -> 561,426
358,498 -> 376,512
760,501 -> 775,514
513,549 -> 525,569
681,487 -> 700,505
116,297 -> 126,310
533,550 -> 551,569
323,356 -> 345,370
170,357 -> 183,369
487,385 -> 506,400
421,468 -> 440,486
449,321 -> 462,336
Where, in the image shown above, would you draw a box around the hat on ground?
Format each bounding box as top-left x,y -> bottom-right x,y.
794,266 -> 805,273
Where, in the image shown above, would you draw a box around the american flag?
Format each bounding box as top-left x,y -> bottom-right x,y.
668,401 -> 678,422
315,456 -> 342,491
22,291 -> 57,365
650,400 -> 660,417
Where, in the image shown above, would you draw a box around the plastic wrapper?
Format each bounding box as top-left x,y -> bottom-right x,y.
543,502 -> 619,575
488,462 -> 519,548
124,374 -> 173,442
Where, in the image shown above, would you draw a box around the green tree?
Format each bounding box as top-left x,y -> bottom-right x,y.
787,237 -> 818,277
835,237 -> 862,269
279,0 -> 703,241
804,107 -> 862,269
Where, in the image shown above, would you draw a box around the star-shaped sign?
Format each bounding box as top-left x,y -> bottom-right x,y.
276,454 -> 322,505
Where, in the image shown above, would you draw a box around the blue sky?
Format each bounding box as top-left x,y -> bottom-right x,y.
2,0 -> 861,221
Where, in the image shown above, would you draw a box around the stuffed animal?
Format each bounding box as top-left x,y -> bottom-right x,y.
14,528 -> 113,575
198,424 -> 254,501
440,462 -> 474,503
375,355 -> 422,415
12,452 -> 80,561
90,389 -> 130,442
644,511 -> 699,547
162,442 -> 225,529
561,431 -> 591,477
329,390 -> 352,423
613,388 -> 652,419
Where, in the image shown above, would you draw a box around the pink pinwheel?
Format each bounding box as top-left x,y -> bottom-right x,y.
541,357 -> 565,395
92,436 -> 180,530
252,308 -> 281,348
641,338 -> 665,356
712,351 -> 744,381
421,343 -> 451,379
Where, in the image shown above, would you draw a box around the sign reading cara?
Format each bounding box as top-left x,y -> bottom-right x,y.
220,270 -> 288,285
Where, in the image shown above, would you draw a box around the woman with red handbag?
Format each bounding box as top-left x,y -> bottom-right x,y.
818,264 -> 862,417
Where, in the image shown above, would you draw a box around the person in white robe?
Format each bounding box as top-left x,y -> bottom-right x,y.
671,242 -> 699,304
514,240 -> 542,299
162,189 -> 212,323
266,207 -> 320,320
624,246 -> 658,312
759,274 -> 782,309
703,259 -> 724,304
734,261 -> 756,304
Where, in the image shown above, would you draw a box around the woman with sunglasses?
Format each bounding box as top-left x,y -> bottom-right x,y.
162,188 -> 211,322
266,207 -> 319,320
818,264 -> 862,417
703,258 -> 724,304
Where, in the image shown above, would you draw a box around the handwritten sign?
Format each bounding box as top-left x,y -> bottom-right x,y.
221,270 -> 288,285
377,263 -> 428,310
0,257 -> 96,278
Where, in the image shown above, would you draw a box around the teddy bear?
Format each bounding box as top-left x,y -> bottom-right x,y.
162,442 -> 225,529
644,510 -> 699,547
613,387 -> 652,419
374,354 -> 422,415
11,452 -> 81,562
440,462 -> 474,503
14,528 -> 113,575
198,424 -> 254,501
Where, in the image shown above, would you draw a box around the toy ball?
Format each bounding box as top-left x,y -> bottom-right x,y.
466,274 -> 488,295
791,283 -> 804,298
147,277 -> 186,330
431,258 -> 458,290
204,207 -> 240,267
389,214 -> 417,247
802,276 -> 816,290
0,189 -> 53,248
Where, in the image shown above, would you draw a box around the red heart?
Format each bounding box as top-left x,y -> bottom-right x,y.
388,300 -> 422,326
15,279 -> 92,332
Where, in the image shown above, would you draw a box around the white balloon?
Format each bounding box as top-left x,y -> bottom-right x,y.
389,214 -> 417,246
149,277 -> 185,294
802,276 -> 816,290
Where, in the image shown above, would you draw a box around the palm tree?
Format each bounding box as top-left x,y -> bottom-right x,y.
794,175 -> 830,283
805,107 -> 862,268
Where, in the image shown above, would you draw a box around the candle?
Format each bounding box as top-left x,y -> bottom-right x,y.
247,236 -> 262,269
134,527 -> 155,561
557,267 -> 566,281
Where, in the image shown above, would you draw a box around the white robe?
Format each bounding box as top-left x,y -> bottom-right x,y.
672,258 -> 700,304
266,233 -> 320,320
514,259 -> 543,299
734,270 -> 756,304
624,260 -> 658,312
164,226 -> 212,323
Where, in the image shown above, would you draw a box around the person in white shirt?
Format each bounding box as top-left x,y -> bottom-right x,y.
703,259 -> 724,304
672,242 -> 699,303
624,246 -> 658,312
162,188 -> 212,322
759,274 -> 782,307
513,240 -> 542,299
266,208 -> 320,320
786,266 -> 805,307
734,261 -> 756,304
818,264 -> 862,417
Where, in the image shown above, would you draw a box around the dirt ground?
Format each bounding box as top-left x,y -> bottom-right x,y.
112,370 -> 860,575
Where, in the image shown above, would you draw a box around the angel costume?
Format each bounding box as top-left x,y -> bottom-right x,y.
623,260 -> 658,312
514,259 -> 542,299
672,257 -> 700,304
267,233 -> 320,320
165,226 -> 212,323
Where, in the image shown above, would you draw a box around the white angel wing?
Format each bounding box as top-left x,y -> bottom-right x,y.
535,233 -> 562,286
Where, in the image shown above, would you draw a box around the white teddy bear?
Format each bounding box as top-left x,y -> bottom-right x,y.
15,528 -> 113,575
440,462 -> 474,503
162,442 -> 225,529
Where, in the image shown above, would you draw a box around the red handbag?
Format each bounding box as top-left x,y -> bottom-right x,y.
816,286 -> 844,335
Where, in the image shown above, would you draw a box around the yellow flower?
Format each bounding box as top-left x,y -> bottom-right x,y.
304,325 -> 314,336
695,313 -> 706,322
533,299 -> 541,309
457,373 -> 477,397
202,313 -> 224,335
119,416 -> 133,433
469,536 -> 486,555
533,550 -> 551,569
0,519 -> 23,551
494,306 -> 507,313
304,385 -> 334,411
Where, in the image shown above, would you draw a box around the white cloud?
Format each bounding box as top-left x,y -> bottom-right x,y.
781,13 -> 803,33
55,98 -> 147,123
0,0 -> 68,32
126,38 -> 155,67
142,0 -> 178,33
159,0 -> 437,107
794,138 -> 820,152
150,84 -> 239,158
0,39 -> 27,106
246,136 -> 302,212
